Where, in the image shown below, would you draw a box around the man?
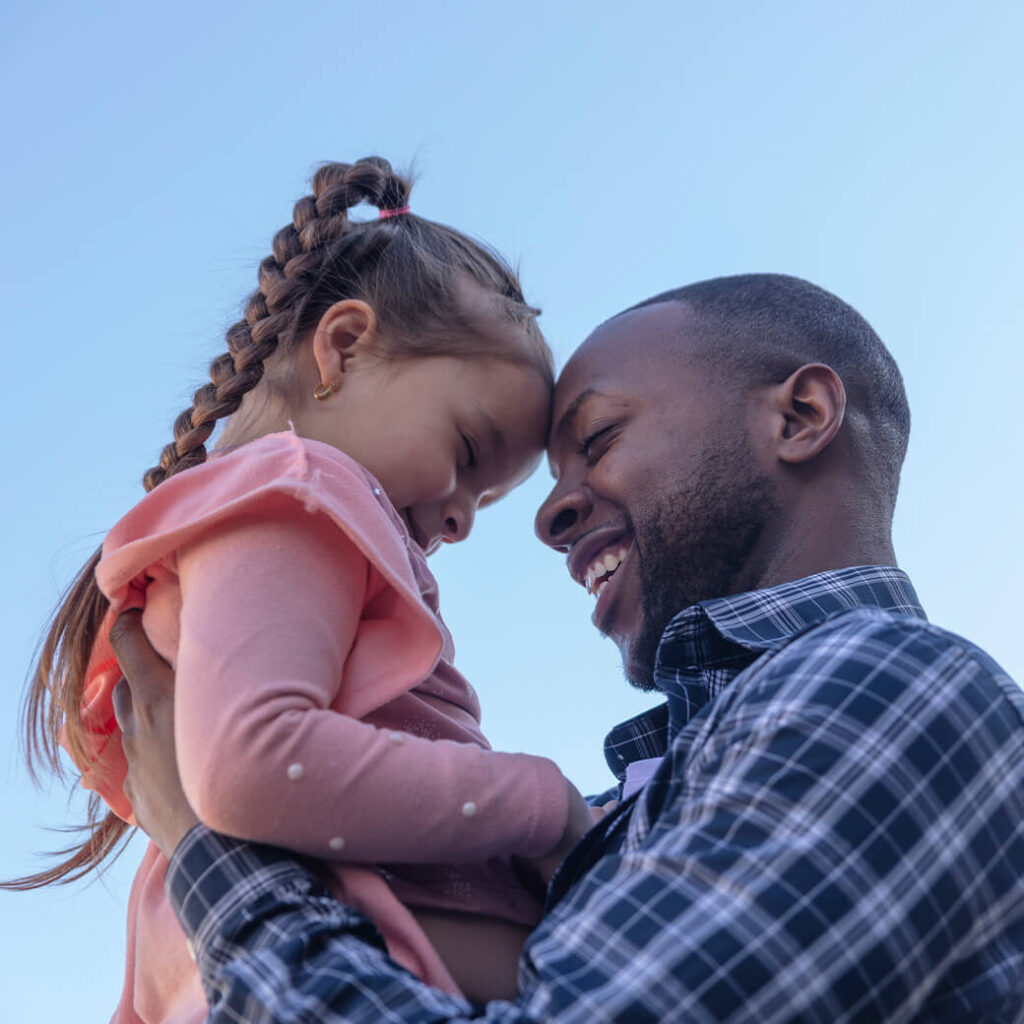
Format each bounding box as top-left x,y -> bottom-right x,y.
112,274 -> 1024,1022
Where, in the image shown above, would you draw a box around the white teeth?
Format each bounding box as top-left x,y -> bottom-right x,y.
582,546 -> 630,596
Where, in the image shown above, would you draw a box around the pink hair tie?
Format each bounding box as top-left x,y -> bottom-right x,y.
379,206 -> 411,219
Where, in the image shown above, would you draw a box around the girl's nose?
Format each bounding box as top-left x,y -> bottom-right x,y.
442,497 -> 476,545
535,483 -> 593,551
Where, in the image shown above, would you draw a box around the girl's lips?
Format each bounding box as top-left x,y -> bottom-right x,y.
401,509 -> 430,551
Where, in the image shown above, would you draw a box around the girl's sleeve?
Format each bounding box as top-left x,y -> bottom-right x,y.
173,501 -> 568,864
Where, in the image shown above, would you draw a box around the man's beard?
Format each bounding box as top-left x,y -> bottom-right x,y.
625,434 -> 778,691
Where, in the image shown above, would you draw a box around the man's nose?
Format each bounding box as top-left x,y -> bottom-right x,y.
535,482 -> 593,550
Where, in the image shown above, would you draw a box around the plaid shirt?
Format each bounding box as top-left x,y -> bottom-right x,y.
167,567 -> 1024,1022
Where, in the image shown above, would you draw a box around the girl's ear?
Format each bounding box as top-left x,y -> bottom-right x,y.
311,300 -> 379,388
771,363 -> 846,464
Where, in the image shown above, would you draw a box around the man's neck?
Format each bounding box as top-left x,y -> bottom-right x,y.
747,499 -> 898,594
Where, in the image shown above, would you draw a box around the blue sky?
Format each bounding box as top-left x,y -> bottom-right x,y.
2,2 -> 1022,1019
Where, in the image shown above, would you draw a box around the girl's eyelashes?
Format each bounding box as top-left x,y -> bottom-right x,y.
580,424 -> 617,465
461,433 -> 478,470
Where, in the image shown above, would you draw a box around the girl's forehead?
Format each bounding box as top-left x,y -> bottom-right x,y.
451,278 -> 550,373
476,361 -> 551,422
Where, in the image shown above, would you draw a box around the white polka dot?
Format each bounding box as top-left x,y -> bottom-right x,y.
328,836 -> 345,851
389,731 -> 404,744
461,801 -> 477,818
286,763 -> 304,781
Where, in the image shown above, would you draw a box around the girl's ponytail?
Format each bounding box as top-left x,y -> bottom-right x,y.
2,547 -> 125,888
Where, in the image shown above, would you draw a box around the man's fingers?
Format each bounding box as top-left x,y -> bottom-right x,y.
111,677 -> 133,731
108,610 -> 173,699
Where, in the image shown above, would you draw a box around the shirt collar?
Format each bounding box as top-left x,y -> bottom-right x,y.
603,566 -> 925,781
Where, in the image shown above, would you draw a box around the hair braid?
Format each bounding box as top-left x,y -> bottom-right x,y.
140,166 -> 380,493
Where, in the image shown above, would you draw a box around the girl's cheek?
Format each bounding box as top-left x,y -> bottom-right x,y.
404,467 -> 446,506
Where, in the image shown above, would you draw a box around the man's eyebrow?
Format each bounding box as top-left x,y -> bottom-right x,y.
552,387 -> 605,442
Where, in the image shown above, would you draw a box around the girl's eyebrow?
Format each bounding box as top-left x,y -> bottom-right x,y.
474,406 -> 506,460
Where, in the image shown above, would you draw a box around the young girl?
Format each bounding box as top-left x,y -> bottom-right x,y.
7,158 -> 597,1020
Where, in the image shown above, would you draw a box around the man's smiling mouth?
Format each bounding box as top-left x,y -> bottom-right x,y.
567,529 -> 635,615
584,545 -> 630,597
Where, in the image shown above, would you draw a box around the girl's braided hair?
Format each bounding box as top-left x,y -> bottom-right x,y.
6,158 -> 551,889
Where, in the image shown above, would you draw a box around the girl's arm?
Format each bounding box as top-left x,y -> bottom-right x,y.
173,505 -> 570,865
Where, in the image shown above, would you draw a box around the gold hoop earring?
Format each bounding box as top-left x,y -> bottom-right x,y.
313,379 -> 339,401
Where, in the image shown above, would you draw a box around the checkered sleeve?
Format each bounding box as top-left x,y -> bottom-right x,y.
168,826 -> 487,1022
169,825 -> 657,1022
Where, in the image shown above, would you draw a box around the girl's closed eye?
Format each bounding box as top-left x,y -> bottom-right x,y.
460,433 -> 478,471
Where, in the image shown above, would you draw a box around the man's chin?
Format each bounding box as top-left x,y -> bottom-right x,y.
620,642 -> 659,693
620,601 -> 682,692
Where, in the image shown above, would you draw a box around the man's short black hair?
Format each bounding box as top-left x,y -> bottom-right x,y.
626,273 -> 910,507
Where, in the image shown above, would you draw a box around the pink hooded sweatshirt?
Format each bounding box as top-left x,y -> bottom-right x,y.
70,432 -> 568,1023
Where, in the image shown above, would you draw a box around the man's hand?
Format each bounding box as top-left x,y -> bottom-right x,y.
109,611 -> 200,857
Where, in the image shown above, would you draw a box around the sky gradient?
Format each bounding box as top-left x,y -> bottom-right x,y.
2,2 -> 1022,1019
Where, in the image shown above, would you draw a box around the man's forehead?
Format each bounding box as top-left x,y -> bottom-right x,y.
553,300 -> 697,405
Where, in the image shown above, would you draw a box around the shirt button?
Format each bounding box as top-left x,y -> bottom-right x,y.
461,801 -> 477,818
328,836 -> 345,851
286,763 -> 304,781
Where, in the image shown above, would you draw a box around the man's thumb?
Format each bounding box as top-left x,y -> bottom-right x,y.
108,610 -> 169,698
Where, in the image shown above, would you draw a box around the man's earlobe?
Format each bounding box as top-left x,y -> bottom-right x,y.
311,300 -> 378,388
775,363 -> 846,464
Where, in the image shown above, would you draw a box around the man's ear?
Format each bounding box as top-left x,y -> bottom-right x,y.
771,363 -> 846,464
311,300 -> 378,388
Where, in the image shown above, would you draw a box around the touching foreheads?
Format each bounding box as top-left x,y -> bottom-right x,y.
625,273 -> 911,509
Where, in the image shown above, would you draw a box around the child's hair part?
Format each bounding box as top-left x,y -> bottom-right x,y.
5,158 -> 551,890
